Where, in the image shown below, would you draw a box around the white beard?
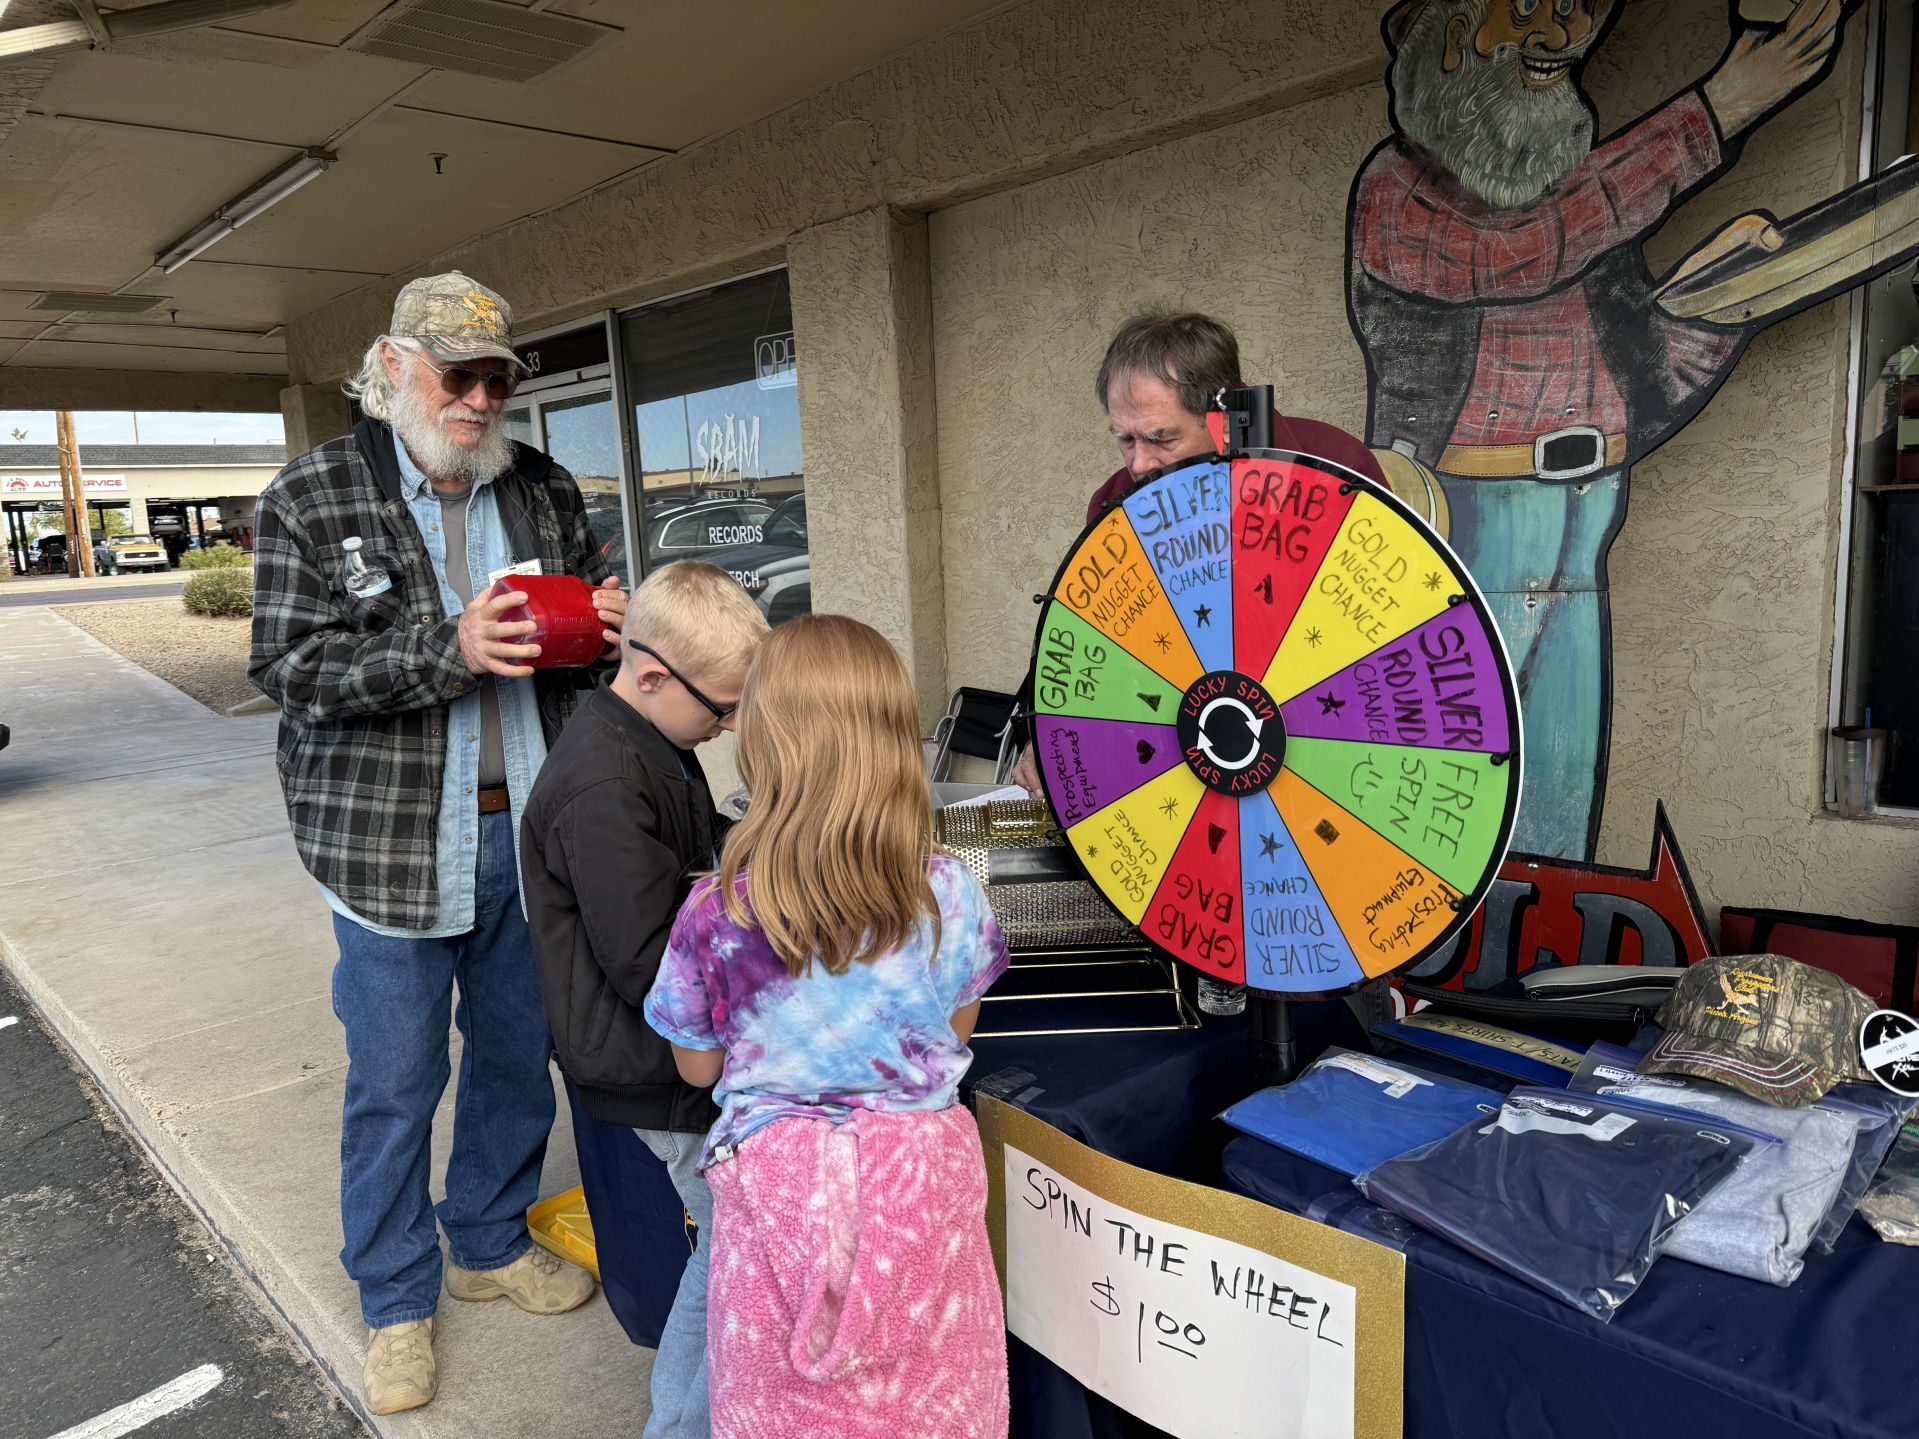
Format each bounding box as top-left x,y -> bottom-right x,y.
1392,6 -> 1596,210
389,366 -> 515,486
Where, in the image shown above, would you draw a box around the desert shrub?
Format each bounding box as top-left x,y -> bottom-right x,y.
183,567 -> 253,618
178,544 -> 250,571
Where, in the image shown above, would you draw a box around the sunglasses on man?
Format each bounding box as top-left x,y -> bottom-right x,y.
413,349 -> 520,402
627,641 -> 739,721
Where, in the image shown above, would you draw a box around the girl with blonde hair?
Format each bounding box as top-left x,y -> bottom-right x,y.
644,614 -> 1010,1439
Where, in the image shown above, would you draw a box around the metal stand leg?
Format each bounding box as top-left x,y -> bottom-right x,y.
1247,989 -> 1296,1087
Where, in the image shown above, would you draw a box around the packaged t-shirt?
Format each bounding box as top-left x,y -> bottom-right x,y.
1220,1048 -> 1503,1177
1593,1070 -> 1856,1287
1810,1083 -> 1917,1253
1355,1088 -> 1767,1321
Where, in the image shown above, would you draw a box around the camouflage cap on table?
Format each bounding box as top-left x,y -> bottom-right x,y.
388,270 -> 521,368
1640,953 -> 1876,1106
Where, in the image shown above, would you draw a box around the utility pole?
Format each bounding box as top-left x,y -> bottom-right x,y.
56,411 -> 95,578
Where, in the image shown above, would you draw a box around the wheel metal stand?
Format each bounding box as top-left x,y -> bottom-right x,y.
1247,989 -> 1297,1088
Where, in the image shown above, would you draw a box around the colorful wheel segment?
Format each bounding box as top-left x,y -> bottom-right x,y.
1028,452 -> 1523,995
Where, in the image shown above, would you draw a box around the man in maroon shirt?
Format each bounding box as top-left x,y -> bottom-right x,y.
1013,310 -> 1383,793
1081,311 -> 1383,525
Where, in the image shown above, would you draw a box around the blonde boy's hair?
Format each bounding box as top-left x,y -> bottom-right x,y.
621,561 -> 769,683
718,614 -> 938,978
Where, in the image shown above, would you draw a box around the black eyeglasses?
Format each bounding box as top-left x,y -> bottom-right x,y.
627,641 -> 738,720
413,349 -> 519,402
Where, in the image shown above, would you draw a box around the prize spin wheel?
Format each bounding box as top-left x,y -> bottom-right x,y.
1027,450 -> 1523,1081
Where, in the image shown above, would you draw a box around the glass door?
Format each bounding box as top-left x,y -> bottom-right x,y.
503,371 -> 631,584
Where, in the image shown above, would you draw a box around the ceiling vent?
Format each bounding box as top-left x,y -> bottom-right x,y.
345,0 -> 615,83
30,292 -> 168,314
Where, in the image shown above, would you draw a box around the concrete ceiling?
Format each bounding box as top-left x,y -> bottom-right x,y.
0,0 -> 1010,383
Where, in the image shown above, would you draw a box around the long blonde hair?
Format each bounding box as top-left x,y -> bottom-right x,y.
719,614 -> 938,977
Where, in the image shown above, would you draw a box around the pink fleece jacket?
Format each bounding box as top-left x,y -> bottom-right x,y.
705,1104 -> 1009,1438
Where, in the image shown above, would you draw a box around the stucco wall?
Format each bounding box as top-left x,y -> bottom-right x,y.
930,3 -> 1919,927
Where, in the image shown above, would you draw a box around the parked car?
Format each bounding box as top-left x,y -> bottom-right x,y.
597,496 -> 774,578
702,493 -> 810,623
34,535 -> 67,573
105,534 -> 170,573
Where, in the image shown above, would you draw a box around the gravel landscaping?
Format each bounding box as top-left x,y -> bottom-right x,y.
53,597 -> 263,715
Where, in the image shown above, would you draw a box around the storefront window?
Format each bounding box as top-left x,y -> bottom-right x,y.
1839,0 -> 1919,810
620,270 -> 810,622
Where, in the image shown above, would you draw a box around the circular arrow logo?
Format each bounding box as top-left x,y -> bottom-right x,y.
1178,671 -> 1285,795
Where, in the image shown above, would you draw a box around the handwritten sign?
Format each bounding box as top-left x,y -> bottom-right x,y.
981,1098 -> 1405,1439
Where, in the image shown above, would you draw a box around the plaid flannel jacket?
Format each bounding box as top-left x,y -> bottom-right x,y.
250,417 -> 611,929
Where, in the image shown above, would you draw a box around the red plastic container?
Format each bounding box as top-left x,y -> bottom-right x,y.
486,574 -> 607,668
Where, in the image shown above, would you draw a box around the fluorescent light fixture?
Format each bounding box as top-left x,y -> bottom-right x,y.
155,148 -> 334,273
0,19 -> 91,56
0,0 -> 295,59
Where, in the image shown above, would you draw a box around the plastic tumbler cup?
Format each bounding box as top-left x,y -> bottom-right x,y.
486,574 -> 608,669
1830,725 -> 1887,816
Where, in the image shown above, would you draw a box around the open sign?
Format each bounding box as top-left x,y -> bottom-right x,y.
755,330 -> 797,389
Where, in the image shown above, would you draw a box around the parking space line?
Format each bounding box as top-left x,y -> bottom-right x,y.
45,1363 -> 224,1439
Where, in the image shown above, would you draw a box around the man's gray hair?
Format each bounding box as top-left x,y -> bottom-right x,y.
341,335 -> 420,423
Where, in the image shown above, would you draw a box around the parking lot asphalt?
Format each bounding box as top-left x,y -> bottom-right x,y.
0,970 -> 366,1439
0,577 -> 188,608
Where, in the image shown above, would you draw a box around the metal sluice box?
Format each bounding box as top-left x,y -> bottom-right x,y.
936,798 -> 1198,1038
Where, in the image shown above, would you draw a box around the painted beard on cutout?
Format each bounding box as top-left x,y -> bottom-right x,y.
388,358 -> 515,485
1391,0 -> 1597,210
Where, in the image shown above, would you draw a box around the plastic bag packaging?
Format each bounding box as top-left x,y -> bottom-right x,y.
1808,1084 -> 1914,1253
1858,1128 -> 1919,1246
1568,1039 -> 1645,1094
1219,1048 -> 1503,1177
1590,1070 -> 1856,1286
1355,1088 -> 1768,1321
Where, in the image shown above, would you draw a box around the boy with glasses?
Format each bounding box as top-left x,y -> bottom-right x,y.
520,560 -> 769,1439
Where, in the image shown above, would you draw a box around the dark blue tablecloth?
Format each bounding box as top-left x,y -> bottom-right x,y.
563,1081 -> 696,1349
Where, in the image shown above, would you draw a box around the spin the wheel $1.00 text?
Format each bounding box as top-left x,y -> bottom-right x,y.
1028,451 -> 1522,996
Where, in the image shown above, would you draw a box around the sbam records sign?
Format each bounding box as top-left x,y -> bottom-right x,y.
1027,451 -> 1523,995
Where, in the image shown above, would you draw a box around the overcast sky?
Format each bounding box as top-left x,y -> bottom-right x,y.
0,411 -> 286,446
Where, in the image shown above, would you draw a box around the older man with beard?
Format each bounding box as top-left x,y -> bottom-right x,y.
1347,0 -> 1844,860
251,272 -> 622,1415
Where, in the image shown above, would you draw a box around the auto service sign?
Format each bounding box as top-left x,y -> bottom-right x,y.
3,472 -> 127,494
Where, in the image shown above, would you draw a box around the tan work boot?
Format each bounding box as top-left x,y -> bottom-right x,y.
445,1245 -> 595,1315
364,1317 -> 436,1415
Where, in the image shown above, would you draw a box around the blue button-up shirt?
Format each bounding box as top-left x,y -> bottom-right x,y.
321,436 -> 549,937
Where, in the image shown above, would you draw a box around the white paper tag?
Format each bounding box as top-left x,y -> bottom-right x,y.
1862,1026 -> 1919,1069
1321,1052 -> 1432,1097
1486,1101 -> 1635,1142
487,559 -> 542,583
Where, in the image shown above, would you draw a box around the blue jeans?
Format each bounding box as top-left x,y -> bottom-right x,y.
634,1129 -> 712,1439
1438,471 -> 1628,861
331,807 -> 555,1327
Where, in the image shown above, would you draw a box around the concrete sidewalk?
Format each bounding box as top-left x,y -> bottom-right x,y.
0,609 -> 652,1436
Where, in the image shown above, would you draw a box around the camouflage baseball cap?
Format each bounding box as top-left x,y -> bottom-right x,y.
389,271 -> 523,369
1640,954 -> 1876,1106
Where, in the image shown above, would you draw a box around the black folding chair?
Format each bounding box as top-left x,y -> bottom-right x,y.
927,686 -> 1020,784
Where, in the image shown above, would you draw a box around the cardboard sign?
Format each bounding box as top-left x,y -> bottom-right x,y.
1400,801 -> 1712,991
980,1097 -> 1405,1439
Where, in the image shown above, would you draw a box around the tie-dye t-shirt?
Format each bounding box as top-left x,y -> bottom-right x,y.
644,854 -> 1010,1168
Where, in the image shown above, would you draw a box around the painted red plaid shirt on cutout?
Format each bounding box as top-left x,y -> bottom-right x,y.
1354,91 -> 1740,450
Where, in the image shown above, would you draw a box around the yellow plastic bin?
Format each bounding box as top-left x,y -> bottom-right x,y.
527,1185 -> 600,1282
